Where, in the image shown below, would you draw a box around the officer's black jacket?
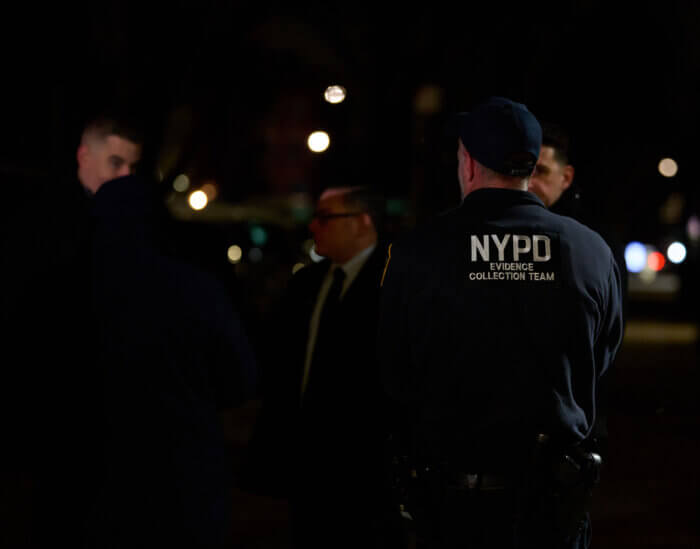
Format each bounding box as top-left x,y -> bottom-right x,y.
378,188 -> 624,468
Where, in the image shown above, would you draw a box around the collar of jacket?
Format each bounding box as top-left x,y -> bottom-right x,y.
459,188 -> 546,216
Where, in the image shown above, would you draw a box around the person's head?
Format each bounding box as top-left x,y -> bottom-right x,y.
76,115 -> 143,194
309,186 -> 382,264
527,122 -> 575,207
454,96 -> 542,198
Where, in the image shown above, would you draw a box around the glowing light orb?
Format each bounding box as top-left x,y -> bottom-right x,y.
307,131 -> 330,153
227,245 -> 243,264
201,182 -> 218,200
658,158 -> 678,178
173,174 -> 190,192
250,225 -> 268,246
188,190 -> 208,211
625,242 -> 647,273
324,85 -> 346,104
647,251 -> 666,272
667,242 -> 687,264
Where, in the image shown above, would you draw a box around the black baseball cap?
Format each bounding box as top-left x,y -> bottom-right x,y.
454,97 -> 542,177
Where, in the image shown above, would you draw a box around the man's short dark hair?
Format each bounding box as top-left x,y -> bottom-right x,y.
541,122 -> 571,166
82,113 -> 145,146
339,186 -> 386,233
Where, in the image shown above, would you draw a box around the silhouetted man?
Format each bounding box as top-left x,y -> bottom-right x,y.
83,126 -> 256,546
248,186 -> 390,549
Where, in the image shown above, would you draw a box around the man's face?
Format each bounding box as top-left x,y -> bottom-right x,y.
309,191 -> 362,264
77,134 -> 142,194
528,145 -> 574,207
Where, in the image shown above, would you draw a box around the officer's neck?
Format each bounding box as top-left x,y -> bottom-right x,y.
461,177 -> 529,199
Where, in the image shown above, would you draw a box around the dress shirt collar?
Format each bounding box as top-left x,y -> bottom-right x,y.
331,243 -> 376,296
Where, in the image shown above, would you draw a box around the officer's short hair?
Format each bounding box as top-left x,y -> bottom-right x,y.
82,113 -> 144,146
338,186 -> 385,232
541,122 -> 571,166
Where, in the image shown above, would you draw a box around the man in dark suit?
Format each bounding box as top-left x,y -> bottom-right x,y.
248,185 -> 389,548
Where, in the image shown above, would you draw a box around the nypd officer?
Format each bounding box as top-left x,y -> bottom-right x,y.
378,97 -> 624,548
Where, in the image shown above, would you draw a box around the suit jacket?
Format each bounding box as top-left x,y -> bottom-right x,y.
248,244 -> 389,497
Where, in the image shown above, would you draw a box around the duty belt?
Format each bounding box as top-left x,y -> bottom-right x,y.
454,472 -> 508,491
409,466 -> 509,492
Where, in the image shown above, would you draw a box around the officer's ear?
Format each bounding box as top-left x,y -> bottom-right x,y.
458,141 -> 476,189
77,143 -> 89,167
562,164 -> 575,190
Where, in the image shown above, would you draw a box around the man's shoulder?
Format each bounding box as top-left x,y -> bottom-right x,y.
349,244 -> 390,293
542,208 -> 613,254
391,207 -> 462,247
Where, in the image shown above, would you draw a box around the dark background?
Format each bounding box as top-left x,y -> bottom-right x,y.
2,3 -> 699,547
3,2 -> 697,227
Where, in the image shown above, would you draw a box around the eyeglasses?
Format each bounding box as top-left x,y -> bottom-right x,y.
312,211 -> 367,222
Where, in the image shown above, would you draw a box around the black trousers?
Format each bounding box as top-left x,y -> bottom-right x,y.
409,484 -> 591,549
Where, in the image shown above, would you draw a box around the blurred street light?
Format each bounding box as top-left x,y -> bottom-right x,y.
188,190 -> 208,210
324,85 -> 346,104
227,245 -> 243,264
658,158 -> 678,178
625,241 -> 647,273
647,251 -> 666,272
667,242 -> 687,264
173,174 -> 190,192
307,131 -> 330,153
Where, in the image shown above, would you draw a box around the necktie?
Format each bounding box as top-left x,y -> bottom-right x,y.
319,267 -> 346,327
303,267 -> 346,402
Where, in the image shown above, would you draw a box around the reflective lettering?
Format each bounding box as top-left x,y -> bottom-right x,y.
533,235 -> 551,262
471,235 -> 489,261
513,235 -> 531,261
491,234 -> 510,261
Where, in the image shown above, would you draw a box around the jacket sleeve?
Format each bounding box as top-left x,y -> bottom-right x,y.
378,242 -> 420,406
595,256 -> 624,381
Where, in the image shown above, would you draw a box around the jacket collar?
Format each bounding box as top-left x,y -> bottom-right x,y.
458,188 -> 545,217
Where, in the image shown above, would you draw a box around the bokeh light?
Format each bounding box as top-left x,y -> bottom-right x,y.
201,182 -> 218,200
307,131 -> 330,153
667,242 -> 687,264
173,174 -> 190,192
658,158 -> 678,178
227,245 -> 243,264
188,190 -> 208,210
249,247 -> 263,263
250,225 -> 268,246
687,215 -> 700,241
639,268 -> 657,284
647,251 -> 666,272
625,242 -> 647,273
324,85 -> 346,104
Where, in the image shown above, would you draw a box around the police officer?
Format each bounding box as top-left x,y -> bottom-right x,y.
378,97 -> 624,548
